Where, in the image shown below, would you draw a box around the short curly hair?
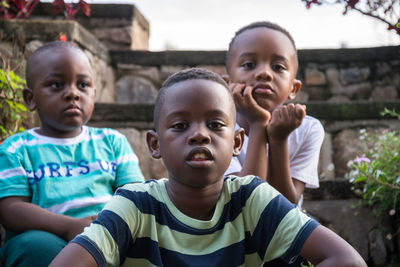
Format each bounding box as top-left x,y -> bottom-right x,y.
25,41 -> 86,89
225,21 -> 297,73
153,68 -> 233,130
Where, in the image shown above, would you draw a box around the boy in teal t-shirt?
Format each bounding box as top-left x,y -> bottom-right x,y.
0,41 -> 144,267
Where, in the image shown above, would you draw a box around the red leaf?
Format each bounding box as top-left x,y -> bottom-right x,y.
58,32 -> 67,42
347,0 -> 359,9
25,0 -> 40,17
51,0 -> 64,16
13,0 -> 26,11
64,2 -> 79,20
79,0 -> 90,16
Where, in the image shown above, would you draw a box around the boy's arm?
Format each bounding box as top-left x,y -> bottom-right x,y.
267,103 -> 306,203
50,242 -> 97,267
0,196 -> 96,241
230,83 -> 270,180
301,225 -> 366,266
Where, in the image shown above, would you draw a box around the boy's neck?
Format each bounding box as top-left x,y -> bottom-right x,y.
35,126 -> 84,139
165,179 -> 224,221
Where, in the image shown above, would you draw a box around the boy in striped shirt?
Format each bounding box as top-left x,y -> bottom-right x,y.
0,41 -> 144,267
51,68 -> 365,267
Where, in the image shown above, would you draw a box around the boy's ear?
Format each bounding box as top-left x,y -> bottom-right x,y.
93,86 -> 97,98
146,130 -> 161,159
288,79 -> 302,100
23,88 -> 36,111
233,128 -> 244,156
222,74 -> 230,84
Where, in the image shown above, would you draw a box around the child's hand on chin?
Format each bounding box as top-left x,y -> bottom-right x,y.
267,103 -> 306,142
229,82 -> 271,125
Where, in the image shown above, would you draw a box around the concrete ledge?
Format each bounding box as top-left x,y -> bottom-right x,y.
91,101 -> 400,128
109,45 -> 400,66
300,101 -> 400,120
304,179 -> 355,200
91,103 -> 154,124
110,50 -> 226,67
298,46 -> 400,63
0,19 -> 108,60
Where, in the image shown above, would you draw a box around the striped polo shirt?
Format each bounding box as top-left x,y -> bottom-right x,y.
74,175 -> 319,266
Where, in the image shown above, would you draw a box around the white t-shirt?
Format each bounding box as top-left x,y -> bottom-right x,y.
225,115 -> 325,206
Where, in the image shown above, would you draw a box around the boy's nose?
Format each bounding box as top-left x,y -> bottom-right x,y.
188,125 -> 211,145
63,85 -> 80,100
255,65 -> 273,81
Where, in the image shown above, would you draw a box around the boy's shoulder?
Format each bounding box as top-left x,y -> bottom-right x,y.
302,115 -> 323,128
0,127 -> 124,154
296,115 -> 324,136
224,175 -> 280,197
86,126 -> 125,139
0,129 -> 37,152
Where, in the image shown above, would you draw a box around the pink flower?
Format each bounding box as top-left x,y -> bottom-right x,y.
354,156 -> 371,164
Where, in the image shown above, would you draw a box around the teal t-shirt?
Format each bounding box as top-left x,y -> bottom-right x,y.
0,126 -> 144,218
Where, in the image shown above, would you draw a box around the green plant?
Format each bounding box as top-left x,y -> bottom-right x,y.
300,260 -> 314,267
0,62 -> 28,141
346,108 -> 400,238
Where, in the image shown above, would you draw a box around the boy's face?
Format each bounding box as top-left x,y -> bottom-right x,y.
227,27 -> 301,112
147,79 -> 242,187
24,47 -> 96,138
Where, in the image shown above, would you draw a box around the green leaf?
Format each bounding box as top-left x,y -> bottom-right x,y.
354,176 -> 367,183
15,103 -> 27,112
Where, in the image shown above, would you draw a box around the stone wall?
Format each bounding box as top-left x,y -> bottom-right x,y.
110,47 -> 400,180
303,181 -> 398,267
30,3 -> 150,51
111,46 -> 400,104
0,19 -> 115,103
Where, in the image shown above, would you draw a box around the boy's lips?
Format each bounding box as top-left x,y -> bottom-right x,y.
64,104 -> 82,115
253,84 -> 274,95
186,147 -> 214,167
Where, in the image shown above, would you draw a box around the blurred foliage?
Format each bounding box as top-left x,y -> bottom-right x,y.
0,55 -> 28,141
346,108 -> 400,245
301,0 -> 400,35
0,0 -> 90,20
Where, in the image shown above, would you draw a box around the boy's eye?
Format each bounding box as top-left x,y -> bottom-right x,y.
50,81 -> 64,89
272,64 -> 286,71
241,62 -> 256,70
78,81 -> 90,90
208,121 -> 224,129
171,122 -> 188,130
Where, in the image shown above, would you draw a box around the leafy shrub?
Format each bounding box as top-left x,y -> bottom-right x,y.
346,108 -> 400,239
0,67 -> 28,141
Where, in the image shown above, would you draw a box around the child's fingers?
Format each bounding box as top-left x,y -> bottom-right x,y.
229,83 -> 245,95
230,83 -> 244,98
230,82 -> 270,123
294,104 -> 306,120
231,83 -> 247,106
242,85 -> 258,105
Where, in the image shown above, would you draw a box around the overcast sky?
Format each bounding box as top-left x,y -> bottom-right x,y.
87,0 -> 399,51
